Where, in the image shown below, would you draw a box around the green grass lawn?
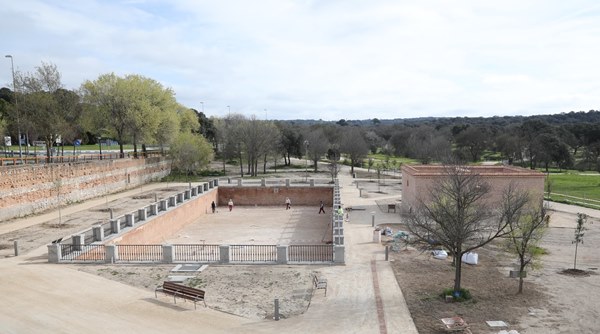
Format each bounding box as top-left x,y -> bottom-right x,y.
546,172 -> 600,208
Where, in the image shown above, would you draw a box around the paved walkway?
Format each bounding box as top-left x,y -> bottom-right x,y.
0,171 -> 418,334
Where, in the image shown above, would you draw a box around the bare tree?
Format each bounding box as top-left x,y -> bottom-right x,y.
504,189 -> 548,293
405,166 -> 529,295
304,129 -> 329,172
573,213 -> 588,270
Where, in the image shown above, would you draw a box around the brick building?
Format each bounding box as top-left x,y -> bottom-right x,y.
400,165 -> 546,213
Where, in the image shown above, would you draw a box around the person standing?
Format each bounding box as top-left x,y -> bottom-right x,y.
228,198 -> 234,211
319,201 -> 325,214
211,201 -> 216,213
285,197 -> 291,210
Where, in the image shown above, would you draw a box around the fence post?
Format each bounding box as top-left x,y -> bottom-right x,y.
125,213 -> 134,227
47,244 -> 61,263
276,245 -> 288,264
13,240 -> 19,256
72,234 -> 85,251
219,245 -> 230,264
162,244 -> 174,264
105,245 -> 117,263
261,178 -> 266,187
110,219 -> 120,234
149,204 -> 158,216
93,225 -> 104,242
333,245 -> 345,264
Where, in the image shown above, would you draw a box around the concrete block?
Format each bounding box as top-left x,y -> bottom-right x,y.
334,245 -> 345,264
276,245 -> 288,264
72,234 -> 85,251
162,244 -> 174,263
138,208 -> 147,221
110,219 -> 121,234
126,213 -> 134,227
219,245 -> 230,264
105,245 -> 117,263
47,244 -> 60,263
93,225 -> 104,242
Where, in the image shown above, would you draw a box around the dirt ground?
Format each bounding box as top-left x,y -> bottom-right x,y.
376,213 -> 600,334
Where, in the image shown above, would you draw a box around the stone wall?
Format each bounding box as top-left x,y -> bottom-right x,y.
0,157 -> 171,221
217,186 -> 333,207
109,188 -> 218,245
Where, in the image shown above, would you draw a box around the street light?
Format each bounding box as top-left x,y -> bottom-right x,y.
304,140 -> 309,183
5,55 -> 22,162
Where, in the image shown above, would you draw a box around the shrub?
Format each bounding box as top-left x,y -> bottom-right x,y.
441,287 -> 472,302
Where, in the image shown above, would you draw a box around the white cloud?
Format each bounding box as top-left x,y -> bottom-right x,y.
1,0 -> 600,120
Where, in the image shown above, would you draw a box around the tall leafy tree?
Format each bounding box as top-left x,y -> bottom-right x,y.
340,127 -> 368,174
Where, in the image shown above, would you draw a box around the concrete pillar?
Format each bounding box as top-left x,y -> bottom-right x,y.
138,208 -> 147,221
162,244 -> 174,263
214,179 -> 219,186
219,245 -> 230,264
198,185 -> 204,194
310,179 -> 315,187
150,204 -> 158,216
334,245 -> 345,264
276,245 -> 288,264
237,179 -> 242,187
184,190 -> 191,200
110,219 -> 121,234
371,212 -> 376,227
191,187 -> 198,196
72,234 -> 85,251
105,245 -> 117,263
176,193 -> 184,204
204,183 -> 209,191
373,229 -> 381,243
125,213 -> 134,227
13,240 -> 19,256
209,180 -> 214,188
93,225 -> 104,242
47,244 -> 61,263
159,199 -> 167,211
169,196 -> 176,207
285,179 -> 290,187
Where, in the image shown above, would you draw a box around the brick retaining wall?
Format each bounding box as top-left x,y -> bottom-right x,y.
0,157 -> 171,221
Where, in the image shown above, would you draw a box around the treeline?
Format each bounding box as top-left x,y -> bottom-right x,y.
1,62 -> 599,173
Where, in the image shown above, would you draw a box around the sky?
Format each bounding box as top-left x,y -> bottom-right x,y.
1,1 -> 600,121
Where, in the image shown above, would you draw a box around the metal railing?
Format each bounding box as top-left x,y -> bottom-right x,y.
230,245 -> 277,263
117,244 -> 163,262
173,244 -> 220,263
289,245 -> 334,262
61,244 -> 106,262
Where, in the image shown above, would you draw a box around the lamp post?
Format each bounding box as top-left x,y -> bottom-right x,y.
304,140 -> 309,183
5,55 -> 22,162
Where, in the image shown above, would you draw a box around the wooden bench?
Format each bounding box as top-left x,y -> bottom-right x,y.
313,275 -> 328,296
155,281 -> 206,309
